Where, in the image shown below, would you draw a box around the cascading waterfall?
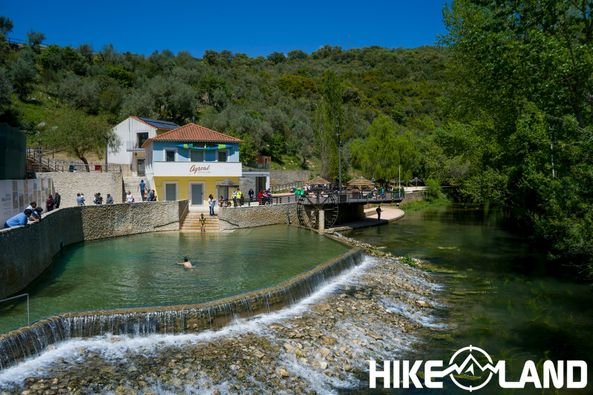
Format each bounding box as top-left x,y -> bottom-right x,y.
0,253 -> 444,393
0,249 -> 364,370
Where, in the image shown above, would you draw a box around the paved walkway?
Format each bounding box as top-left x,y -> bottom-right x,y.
327,206 -> 405,232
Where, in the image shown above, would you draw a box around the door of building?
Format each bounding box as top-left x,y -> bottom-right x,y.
256,176 -> 267,193
165,183 -> 177,201
137,159 -> 145,176
190,183 -> 203,206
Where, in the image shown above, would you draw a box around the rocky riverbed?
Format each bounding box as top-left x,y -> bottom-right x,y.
0,251 -> 445,394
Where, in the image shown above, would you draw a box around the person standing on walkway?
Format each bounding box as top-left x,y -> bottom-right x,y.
208,194 -> 215,215
376,205 -> 382,221
53,191 -> 61,208
46,194 -> 55,212
139,180 -> 146,201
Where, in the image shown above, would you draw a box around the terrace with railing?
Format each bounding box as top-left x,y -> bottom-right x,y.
26,148 -> 121,174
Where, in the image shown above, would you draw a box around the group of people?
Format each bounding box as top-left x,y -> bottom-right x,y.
3,201 -> 44,229
2,190 -> 67,229
45,192 -> 61,212
138,180 -> 157,202
257,189 -> 273,205
215,188 -> 273,208
93,192 -> 114,205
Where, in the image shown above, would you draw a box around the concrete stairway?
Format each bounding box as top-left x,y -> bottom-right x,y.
122,175 -> 148,201
180,212 -> 220,232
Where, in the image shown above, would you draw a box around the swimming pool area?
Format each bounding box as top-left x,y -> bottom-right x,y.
0,225 -> 350,334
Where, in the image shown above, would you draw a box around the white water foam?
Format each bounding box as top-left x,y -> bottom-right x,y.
0,256 -> 379,389
381,297 -> 447,329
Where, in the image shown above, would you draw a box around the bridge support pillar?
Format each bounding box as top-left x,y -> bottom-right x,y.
318,209 -> 325,233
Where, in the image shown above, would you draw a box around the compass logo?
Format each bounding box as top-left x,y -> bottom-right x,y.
447,345 -> 496,391
369,345 -> 588,391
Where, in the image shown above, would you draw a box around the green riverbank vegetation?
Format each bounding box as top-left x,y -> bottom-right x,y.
0,2 -> 592,278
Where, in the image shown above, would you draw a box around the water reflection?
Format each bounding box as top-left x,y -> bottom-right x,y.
350,205 -> 593,394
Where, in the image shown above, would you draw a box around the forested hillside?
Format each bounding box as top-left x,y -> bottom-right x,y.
0,16 -> 447,183
1,0 -> 592,279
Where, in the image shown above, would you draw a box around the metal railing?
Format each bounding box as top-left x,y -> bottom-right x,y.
222,189 -> 405,207
271,181 -> 304,193
26,148 -> 121,173
0,293 -> 30,326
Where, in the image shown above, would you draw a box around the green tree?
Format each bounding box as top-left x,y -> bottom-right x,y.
9,48 -> 37,100
27,31 -> 45,52
267,52 -> 286,64
287,49 -> 308,61
350,115 -> 418,183
0,16 -> 13,35
443,0 -> 593,274
0,67 -> 12,116
40,107 -> 117,171
315,71 -> 344,181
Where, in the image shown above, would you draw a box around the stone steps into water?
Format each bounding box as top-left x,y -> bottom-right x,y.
180,212 -> 220,232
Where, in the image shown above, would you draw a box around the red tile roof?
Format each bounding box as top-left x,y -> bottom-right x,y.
144,123 -> 241,146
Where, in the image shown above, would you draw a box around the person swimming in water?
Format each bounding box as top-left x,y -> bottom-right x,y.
177,256 -> 193,269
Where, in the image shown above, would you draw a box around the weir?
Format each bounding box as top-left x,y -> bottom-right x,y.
0,249 -> 363,370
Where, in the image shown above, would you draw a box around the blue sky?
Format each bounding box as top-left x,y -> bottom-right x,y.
0,0 -> 448,57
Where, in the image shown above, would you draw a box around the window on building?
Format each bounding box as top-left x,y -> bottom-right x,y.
165,150 -> 175,162
190,149 -> 204,162
218,150 -> 228,162
137,133 -> 149,148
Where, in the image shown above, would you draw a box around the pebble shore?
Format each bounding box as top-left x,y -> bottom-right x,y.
0,238 -> 444,394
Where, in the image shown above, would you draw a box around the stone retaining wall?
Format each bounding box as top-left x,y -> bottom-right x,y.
270,170 -> 311,186
401,190 -> 425,204
0,200 -> 188,299
218,203 -> 299,231
81,201 -> 184,240
37,172 -> 123,208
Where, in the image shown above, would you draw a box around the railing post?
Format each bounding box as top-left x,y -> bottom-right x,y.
0,293 -> 30,326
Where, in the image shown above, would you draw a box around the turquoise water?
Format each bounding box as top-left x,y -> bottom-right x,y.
0,225 -> 349,334
350,205 -> 593,394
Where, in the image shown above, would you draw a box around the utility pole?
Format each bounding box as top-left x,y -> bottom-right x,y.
398,165 -> 401,198
337,129 -> 342,193
104,137 -> 109,173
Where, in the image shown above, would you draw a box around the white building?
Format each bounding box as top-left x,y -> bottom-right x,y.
109,116 -> 178,176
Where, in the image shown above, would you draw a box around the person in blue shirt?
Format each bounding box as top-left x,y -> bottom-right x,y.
139,180 -> 146,201
3,209 -> 33,228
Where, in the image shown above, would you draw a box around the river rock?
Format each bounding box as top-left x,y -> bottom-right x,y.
276,368 -> 290,378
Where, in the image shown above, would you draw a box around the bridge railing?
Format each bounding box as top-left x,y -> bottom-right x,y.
224,189 -> 405,207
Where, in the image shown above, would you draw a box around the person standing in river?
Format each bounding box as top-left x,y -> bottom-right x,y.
199,213 -> 207,232
177,256 -> 193,269
376,205 -> 382,221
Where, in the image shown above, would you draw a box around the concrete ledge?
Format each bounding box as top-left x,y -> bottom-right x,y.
218,203 -> 298,231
